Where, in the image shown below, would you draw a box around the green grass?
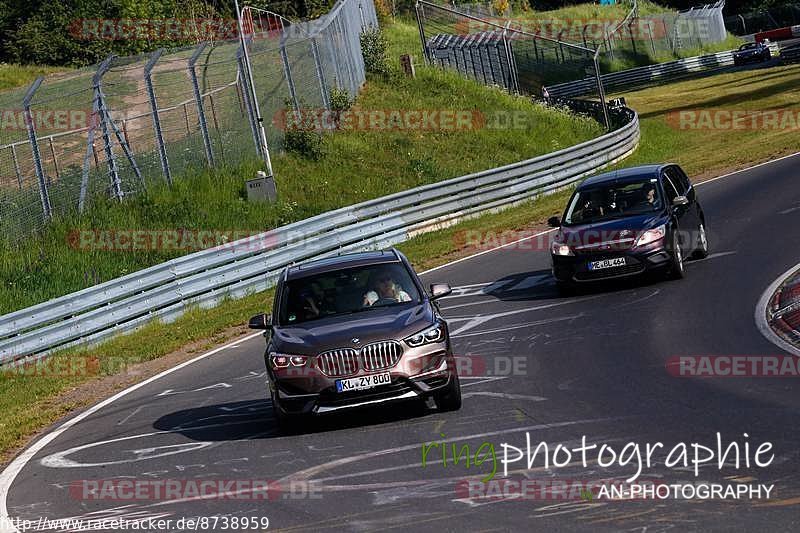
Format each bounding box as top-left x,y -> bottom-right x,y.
611,63 -> 800,176
0,63 -> 64,91
513,0 -> 668,22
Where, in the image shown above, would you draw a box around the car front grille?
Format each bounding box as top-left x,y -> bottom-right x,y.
317,348 -> 359,377
361,341 -> 403,371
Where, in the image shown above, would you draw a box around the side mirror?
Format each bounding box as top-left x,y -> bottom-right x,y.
430,283 -> 452,300
547,216 -> 561,227
672,196 -> 689,207
248,313 -> 272,330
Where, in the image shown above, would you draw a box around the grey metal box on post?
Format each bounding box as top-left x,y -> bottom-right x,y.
246,171 -> 277,202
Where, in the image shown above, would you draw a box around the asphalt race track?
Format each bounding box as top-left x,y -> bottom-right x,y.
3,154 -> 800,532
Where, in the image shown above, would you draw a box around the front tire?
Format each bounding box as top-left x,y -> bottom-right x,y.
434,372 -> 462,412
691,222 -> 709,259
271,386 -> 304,433
556,280 -> 577,297
667,230 -> 685,280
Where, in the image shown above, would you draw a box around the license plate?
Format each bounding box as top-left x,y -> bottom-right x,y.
588,257 -> 626,270
336,372 -> 392,393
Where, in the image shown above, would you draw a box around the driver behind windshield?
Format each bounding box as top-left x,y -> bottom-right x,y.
363,268 -> 412,307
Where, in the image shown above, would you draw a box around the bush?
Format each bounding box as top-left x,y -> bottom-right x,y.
360,26 -> 391,77
328,86 -> 353,129
329,86 -> 353,113
281,95 -> 324,159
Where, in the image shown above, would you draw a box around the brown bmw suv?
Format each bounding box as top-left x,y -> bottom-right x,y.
248,249 -> 461,430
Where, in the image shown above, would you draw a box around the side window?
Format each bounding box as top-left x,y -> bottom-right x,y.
662,174 -> 679,205
665,167 -> 688,195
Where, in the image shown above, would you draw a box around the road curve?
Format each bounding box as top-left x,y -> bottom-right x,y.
3,153 -> 800,532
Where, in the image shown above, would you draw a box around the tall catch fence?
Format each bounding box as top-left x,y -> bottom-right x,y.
725,3 -> 800,35
0,0 -> 377,244
415,1 -> 604,96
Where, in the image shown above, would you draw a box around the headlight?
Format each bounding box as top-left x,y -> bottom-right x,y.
634,225 -> 666,247
550,233 -> 574,256
405,323 -> 444,347
269,352 -> 307,368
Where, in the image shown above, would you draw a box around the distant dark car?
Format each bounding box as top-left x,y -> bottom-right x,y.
780,42 -> 800,64
249,249 -> 460,430
548,164 -> 708,294
733,41 -> 771,65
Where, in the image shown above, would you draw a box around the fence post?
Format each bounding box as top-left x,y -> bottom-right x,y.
10,144 -> 23,189
279,38 -> 301,119
235,0 -> 275,177
144,49 -> 172,185
236,46 -> 263,159
22,76 -> 52,221
93,55 -> 124,201
311,38 -> 331,111
593,54 -> 611,132
415,2 -> 431,63
79,95 -> 99,212
502,23 -> 520,94
189,43 -> 215,165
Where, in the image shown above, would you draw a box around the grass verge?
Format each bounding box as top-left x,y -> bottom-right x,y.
0,63 -> 63,91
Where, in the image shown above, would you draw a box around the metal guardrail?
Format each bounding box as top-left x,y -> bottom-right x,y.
0,100 -> 639,365
780,44 -> 800,63
545,44 -> 780,97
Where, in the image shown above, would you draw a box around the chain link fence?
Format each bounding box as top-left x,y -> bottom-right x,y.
416,1 -> 603,93
0,0 -> 378,244
576,1 -> 728,63
725,3 -> 800,35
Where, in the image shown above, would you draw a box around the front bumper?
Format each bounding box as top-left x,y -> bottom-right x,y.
551,242 -> 671,283
269,347 -> 456,416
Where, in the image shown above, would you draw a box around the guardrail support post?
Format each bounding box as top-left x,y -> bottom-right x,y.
22,76 -> 52,221
144,49 -> 172,185
189,43 -> 215,166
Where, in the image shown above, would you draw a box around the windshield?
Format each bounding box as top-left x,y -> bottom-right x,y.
279,262 -> 421,325
739,43 -> 757,50
563,178 -> 662,226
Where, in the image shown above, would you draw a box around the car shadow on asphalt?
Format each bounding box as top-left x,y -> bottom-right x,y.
153,398 -> 433,440
481,269 -> 665,303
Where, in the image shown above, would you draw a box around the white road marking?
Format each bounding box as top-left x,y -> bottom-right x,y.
453,315 -> 582,339
116,406 -> 144,426
460,391 -> 547,402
